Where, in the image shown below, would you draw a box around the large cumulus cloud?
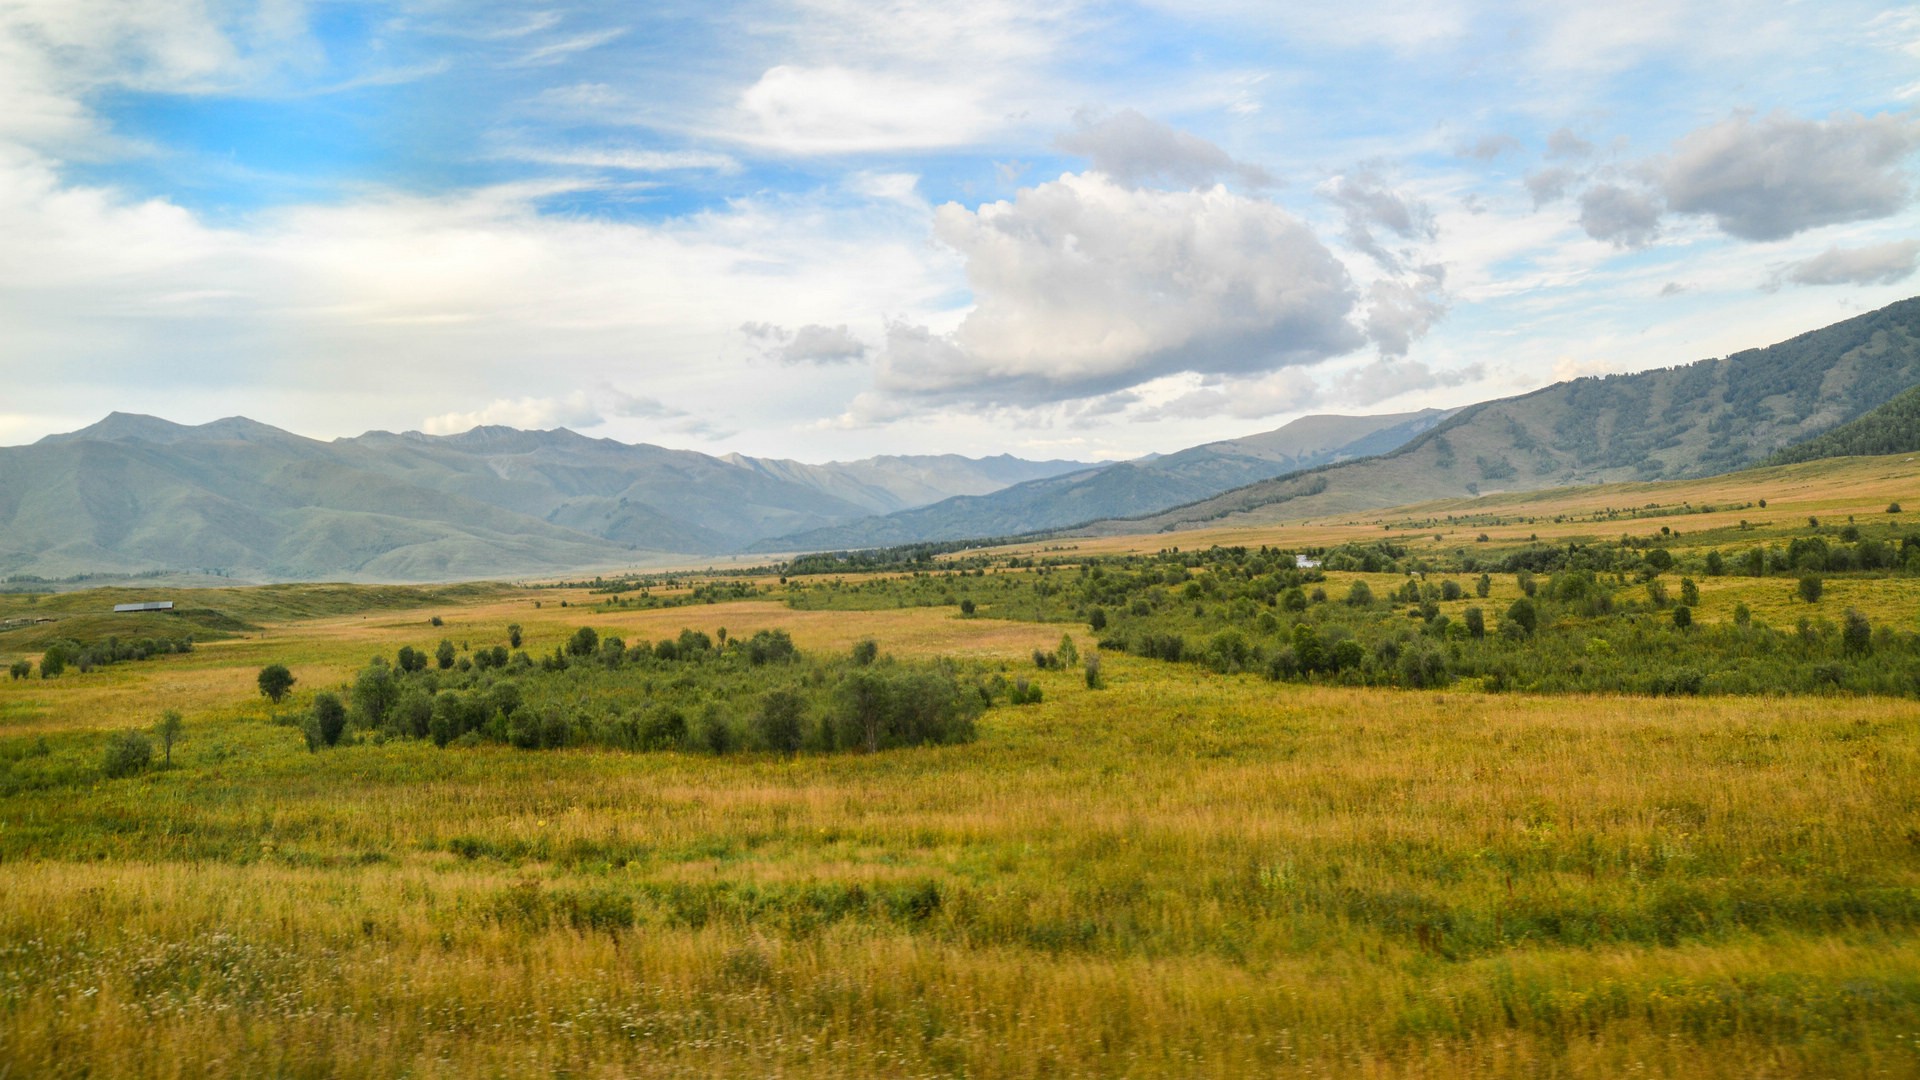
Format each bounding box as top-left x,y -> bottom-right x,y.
871,172 -> 1367,407
1661,110 -> 1920,241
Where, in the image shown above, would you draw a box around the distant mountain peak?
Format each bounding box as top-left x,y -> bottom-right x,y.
39,413 -> 303,446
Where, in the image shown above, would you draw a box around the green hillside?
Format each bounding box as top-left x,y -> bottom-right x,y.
1764,382 -> 1920,465
1082,295 -> 1920,535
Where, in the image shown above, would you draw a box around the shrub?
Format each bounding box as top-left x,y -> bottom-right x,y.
1441,580 -> 1463,601
1797,575 -> 1823,604
1084,655 -> 1103,689
1463,607 -> 1486,638
1475,573 -> 1491,598
959,598 -> 976,616
257,663 -> 296,703
1504,597 -> 1538,636
566,627 -> 599,658
103,730 -> 153,779
307,692 -> 348,750
1088,607 -> 1107,631
507,623 -> 523,648
436,639 -> 456,669
1889,502 -> 1903,514
1842,609 -> 1872,655
852,638 -> 879,666
754,689 -> 807,755
1672,605 -> 1692,629
8,659 -> 30,680
1346,581 -> 1375,607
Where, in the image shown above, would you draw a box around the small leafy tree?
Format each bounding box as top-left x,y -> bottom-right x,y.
1672,605 -> 1692,629
852,638 -> 879,666
1504,597 -> 1538,636
1679,577 -> 1700,606
8,659 -> 29,680
754,688 -> 806,756
1084,654 -> 1102,689
156,709 -> 184,767
39,647 -> 66,679
1797,575 -> 1823,604
1842,609 -> 1872,655
507,623 -> 523,648
436,639 -> 457,669
307,692 -> 348,750
1463,606 -> 1486,638
1057,634 -> 1079,668
1475,573 -> 1491,598
1346,580 -> 1374,607
1088,606 -> 1107,631
566,627 -> 598,658
103,730 -> 153,779
257,663 -> 296,704
959,598 -> 976,616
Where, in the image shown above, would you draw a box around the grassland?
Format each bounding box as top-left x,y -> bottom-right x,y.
2,459 -> 1919,1077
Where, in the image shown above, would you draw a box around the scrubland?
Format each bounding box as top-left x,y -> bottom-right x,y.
2,461 -> 1918,1077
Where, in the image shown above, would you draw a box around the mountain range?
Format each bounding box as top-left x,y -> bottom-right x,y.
2,295 -> 1915,582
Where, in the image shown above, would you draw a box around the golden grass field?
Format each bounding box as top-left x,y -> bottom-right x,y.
2,459 -> 1919,1077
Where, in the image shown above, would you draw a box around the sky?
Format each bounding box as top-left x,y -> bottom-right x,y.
0,1 -> 1917,463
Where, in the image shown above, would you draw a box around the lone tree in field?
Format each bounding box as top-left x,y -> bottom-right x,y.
1797,575 -> 1824,604
436,639 -> 457,669
156,709 -> 184,767
257,663 -> 296,704
507,623 -> 523,648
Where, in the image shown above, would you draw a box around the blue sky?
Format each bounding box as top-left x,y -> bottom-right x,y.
1,1 -> 1917,462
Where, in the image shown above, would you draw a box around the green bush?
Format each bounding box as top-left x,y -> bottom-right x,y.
102,730 -> 153,779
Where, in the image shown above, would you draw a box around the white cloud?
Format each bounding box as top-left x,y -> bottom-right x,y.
1055,108 -> 1272,189
1322,168 -> 1437,265
871,172 -> 1364,406
734,65 -> 1001,153
502,147 -> 741,173
1578,182 -> 1663,248
742,322 -> 871,364
509,28 -> 629,68
1767,240 -> 1920,289
422,393 -> 605,435
1661,110 -> 1920,241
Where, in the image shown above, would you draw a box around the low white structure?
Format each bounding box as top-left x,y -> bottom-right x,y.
112,601 -> 174,613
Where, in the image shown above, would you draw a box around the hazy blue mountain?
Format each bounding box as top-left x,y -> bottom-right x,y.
0,418 -> 1091,581
755,408 -> 1451,551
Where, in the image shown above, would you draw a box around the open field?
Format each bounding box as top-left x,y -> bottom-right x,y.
3,459 -> 1920,1077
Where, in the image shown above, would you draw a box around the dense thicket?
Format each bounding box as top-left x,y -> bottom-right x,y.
790,525 -> 1920,698
297,628 -> 998,756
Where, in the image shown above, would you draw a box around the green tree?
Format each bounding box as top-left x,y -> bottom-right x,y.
1345,580 -> 1375,607
156,709 -> 184,767
1797,575 -> 1823,604
8,659 -> 30,680
1672,605 -> 1693,629
1504,597 -> 1538,636
852,638 -> 879,666
754,688 -> 806,755
1463,606 -> 1486,638
307,692 -> 348,750
1475,573 -> 1491,598
435,639 -> 457,669
959,598 -> 976,616
257,663 -> 296,704
1057,633 -> 1079,668
1679,577 -> 1700,606
1842,609 -> 1872,655
1088,606 -> 1107,631
507,623 -> 523,648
